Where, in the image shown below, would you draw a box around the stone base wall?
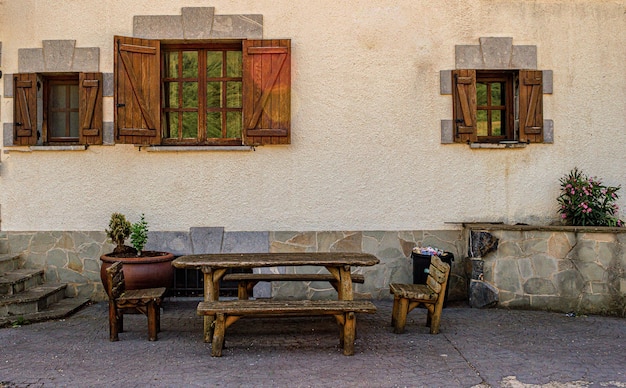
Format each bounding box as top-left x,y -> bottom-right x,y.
468,224 -> 626,317
0,229 -> 466,303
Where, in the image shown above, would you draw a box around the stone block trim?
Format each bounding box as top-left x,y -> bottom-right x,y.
455,37 -> 536,70
17,40 -> 100,73
133,7 -> 263,40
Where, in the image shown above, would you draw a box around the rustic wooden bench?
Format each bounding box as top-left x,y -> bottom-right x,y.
389,255 -> 450,334
222,272 -> 366,299
105,261 -> 166,341
197,299 -> 377,356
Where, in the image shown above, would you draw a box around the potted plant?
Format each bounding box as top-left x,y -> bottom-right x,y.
100,213 -> 175,292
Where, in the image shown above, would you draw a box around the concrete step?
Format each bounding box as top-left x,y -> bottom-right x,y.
0,254 -> 20,274
0,283 -> 67,316
0,268 -> 45,295
0,296 -> 91,327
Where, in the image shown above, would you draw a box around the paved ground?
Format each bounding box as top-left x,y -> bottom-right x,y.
0,299 -> 624,387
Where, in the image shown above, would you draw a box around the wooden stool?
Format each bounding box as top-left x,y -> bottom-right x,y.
390,255 -> 450,334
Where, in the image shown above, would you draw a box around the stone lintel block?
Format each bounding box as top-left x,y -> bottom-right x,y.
455,45 -> 482,69
43,40 -> 76,72
134,15 -> 183,39
441,120 -> 453,144
2,123 -> 12,146
71,47 -> 99,72
3,74 -> 13,97
103,73 -> 114,97
440,70 -> 452,95
18,48 -> 44,73
211,15 -> 263,39
222,231 -> 269,253
190,227 -> 224,254
511,45 -> 537,69
479,37 -> 513,69
182,7 -> 215,39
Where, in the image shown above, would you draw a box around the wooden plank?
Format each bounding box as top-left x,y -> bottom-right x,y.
197,299 -> 377,315
222,273 -> 365,283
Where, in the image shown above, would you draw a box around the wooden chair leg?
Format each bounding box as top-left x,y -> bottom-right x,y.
429,304 -> 443,334
211,313 -> 226,357
108,302 -> 119,342
343,312 -> 356,356
391,294 -> 400,327
393,297 -> 409,334
147,302 -> 159,341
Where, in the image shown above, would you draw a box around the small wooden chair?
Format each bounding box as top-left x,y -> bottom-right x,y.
389,255 -> 451,334
105,261 -> 166,341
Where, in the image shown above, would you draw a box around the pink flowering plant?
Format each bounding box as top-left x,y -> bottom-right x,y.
557,168 -> 623,227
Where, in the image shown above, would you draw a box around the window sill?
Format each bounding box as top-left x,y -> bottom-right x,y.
4,145 -> 88,153
137,145 -> 254,152
469,142 -> 527,149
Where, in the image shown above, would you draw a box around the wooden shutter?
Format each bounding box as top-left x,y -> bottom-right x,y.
519,70 -> 543,143
13,73 -> 38,146
79,72 -> 103,145
451,69 -> 477,143
242,39 -> 291,146
114,36 -> 161,145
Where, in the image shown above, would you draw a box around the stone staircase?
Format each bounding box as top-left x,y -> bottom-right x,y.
0,253 -> 90,327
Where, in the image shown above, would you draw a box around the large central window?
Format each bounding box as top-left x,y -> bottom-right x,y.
163,43 -> 243,145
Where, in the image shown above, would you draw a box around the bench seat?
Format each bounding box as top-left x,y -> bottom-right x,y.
197,299 -> 377,356
222,273 -> 365,299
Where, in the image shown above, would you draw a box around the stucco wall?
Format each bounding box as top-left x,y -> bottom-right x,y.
1,1 -> 625,233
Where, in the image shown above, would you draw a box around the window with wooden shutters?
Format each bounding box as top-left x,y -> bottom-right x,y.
12,72 -> 103,146
113,36 -> 291,147
452,69 -> 544,144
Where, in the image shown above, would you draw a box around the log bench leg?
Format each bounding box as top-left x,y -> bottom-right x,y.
211,313 -> 226,357
391,294 -> 400,328
343,312 -> 356,356
147,302 -> 159,341
109,302 -> 119,342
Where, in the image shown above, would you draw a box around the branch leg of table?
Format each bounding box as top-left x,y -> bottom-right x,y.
343,312 -> 356,356
202,266 -> 226,343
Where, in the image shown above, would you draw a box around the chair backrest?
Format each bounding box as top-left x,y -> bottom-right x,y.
105,261 -> 125,300
426,255 -> 450,296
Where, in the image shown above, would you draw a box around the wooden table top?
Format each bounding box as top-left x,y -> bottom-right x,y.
172,252 -> 380,269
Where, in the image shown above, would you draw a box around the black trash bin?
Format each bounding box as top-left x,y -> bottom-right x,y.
412,251 -> 454,307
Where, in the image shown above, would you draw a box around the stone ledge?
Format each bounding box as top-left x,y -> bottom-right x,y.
462,223 -> 626,234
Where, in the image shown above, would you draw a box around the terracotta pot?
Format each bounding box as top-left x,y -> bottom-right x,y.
100,251 -> 175,292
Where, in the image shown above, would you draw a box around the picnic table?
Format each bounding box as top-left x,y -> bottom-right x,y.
172,252 -> 379,356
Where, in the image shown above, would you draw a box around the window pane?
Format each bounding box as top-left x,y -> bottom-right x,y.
226,111 -> 242,138
491,82 -> 502,105
226,51 -> 242,77
477,110 -> 488,137
206,82 -> 221,107
51,85 -> 66,108
182,51 -> 198,78
165,52 -> 179,78
206,51 -> 223,78
69,111 -> 79,137
492,110 -> 502,136
50,112 -> 66,137
167,112 -> 179,138
476,82 -> 487,106
226,81 -> 242,108
182,82 -> 198,108
206,112 -> 222,138
165,82 -> 179,108
70,85 -> 79,109
182,112 -> 198,138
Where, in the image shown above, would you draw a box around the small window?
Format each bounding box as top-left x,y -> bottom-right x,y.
44,75 -> 80,143
12,72 -> 103,146
452,69 -> 543,144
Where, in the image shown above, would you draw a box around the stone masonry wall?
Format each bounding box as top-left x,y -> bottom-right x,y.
1,229 -> 466,303
470,224 -> 626,317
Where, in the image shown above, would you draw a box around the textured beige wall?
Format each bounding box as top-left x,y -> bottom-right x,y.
0,0 -> 625,232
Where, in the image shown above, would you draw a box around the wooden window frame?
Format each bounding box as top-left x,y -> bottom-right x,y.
161,42 -> 243,146
476,71 -> 514,143
43,74 -> 80,144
